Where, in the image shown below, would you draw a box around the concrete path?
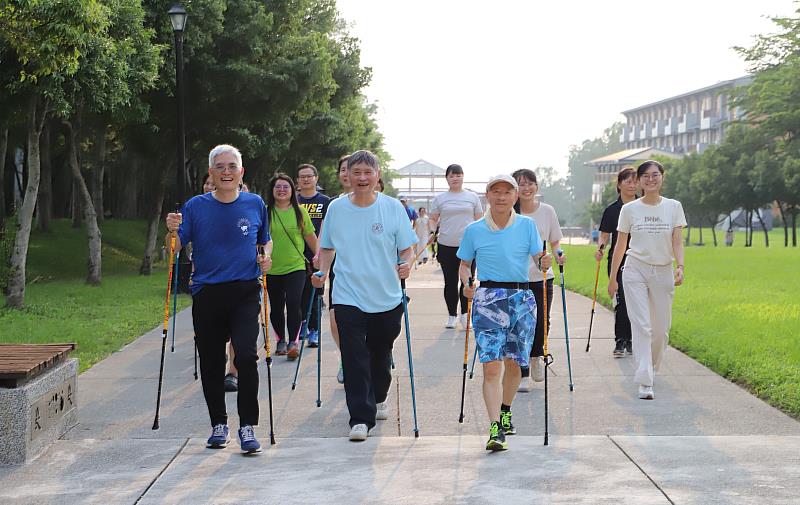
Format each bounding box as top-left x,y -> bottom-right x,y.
2,263 -> 799,504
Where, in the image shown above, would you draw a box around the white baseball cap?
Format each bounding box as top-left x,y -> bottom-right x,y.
486,174 -> 519,192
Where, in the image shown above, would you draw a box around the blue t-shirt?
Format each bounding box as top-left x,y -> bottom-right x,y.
320,193 -> 418,313
178,192 -> 270,294
457,216 -> 543,282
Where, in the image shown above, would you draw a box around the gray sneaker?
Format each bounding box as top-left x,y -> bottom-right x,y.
349,423 -> 369,441
376,401 -> 389,420
275,340 -> 288,356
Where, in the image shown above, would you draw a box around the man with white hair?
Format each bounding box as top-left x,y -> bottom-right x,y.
165,144 -> 272,453
458,174 -> 551,452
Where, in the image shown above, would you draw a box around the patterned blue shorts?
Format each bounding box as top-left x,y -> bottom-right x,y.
472,287 -> 537,367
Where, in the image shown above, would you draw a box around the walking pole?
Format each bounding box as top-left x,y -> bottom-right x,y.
556,249 -> 574,392
541,243 -> 553,446
458,276 -> 474,423
400,272 -> 420,438
291,287 -> 317,390
152,231 -> 177,430
259,246 -> 276,445
193,336 -> 198,380
586,244 -> 605,352
468,346 -> 478,379
316,294 -> 323,408
170,254 -> 179,353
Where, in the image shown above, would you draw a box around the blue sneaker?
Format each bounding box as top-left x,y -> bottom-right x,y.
307,330 -> 319,348
238,425 -> 262,453
207,424 -> 230,448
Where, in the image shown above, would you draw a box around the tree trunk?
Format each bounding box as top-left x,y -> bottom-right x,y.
685,225 -> 691,246
792,208 -> 797,247
65,119 -> 102,285
755,208 -> 769,247
140,167 -> 167,275
745,210 -> 751,247
0,122 -> 7,224
6,95 -> 46,308
37,121 -> 53,232
698,226 -> 704,245
92,128 -> 106,224
710,218 -> 718,246
71,179 -> 83,228
778,202 -> 789,247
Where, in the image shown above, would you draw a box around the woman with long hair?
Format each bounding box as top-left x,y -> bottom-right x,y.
265,173 -> 318,360
596,166 -> 638,358
429,164 -> 483,328
511,169 -> 566,392
414,207 -> 431,267
608,160 -> 686,400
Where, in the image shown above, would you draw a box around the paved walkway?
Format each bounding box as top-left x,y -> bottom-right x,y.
2,263 -> 799,504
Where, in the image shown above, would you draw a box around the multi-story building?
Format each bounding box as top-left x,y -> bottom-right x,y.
619,75 -> 752,155
589,76 -> 753,203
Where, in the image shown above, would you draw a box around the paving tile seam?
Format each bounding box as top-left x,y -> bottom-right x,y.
608,435 -> 676,505
132,437 -> 189,505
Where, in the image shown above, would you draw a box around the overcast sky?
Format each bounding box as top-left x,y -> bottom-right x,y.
335,0 -> 798,181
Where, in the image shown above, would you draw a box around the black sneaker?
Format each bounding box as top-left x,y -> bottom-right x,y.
625,341 -> 633,355
500,410 -> 516,435
613,341 -> 625,358
224,373 -> 238,392
485,421 -> 508,451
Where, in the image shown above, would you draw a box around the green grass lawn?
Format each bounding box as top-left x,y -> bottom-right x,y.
560,240 -> 800,418
1,219 -> 190,372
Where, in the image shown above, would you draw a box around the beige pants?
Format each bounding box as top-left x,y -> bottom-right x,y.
622,256 -> 675,387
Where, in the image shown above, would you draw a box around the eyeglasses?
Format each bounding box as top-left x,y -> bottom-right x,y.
298,174 -> 316,180
640,173 -> 662,180
211,165 -> 241,173
274,184 -> 292,190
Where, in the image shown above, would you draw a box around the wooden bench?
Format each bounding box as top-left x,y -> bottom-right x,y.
0,344 -> 76,388
0,343 -> 78,465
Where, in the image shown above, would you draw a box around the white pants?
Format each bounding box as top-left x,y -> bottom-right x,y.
415,237 -> 428,261
622,256 -> 675,387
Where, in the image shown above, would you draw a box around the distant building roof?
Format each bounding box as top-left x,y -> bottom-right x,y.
621,76 -> 753,115
395,159 -> 446,177
586,147 -> 681,166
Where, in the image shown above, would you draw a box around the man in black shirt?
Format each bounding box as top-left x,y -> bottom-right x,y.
297,164 -> 332,347
595,166 -> 637,357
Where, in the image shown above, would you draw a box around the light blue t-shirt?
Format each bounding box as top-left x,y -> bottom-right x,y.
320,193 -> 418,313
457,215 -> 543,282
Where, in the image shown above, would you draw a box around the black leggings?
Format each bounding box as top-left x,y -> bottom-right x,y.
266,270 -> 306,343
437,244 -> 469,316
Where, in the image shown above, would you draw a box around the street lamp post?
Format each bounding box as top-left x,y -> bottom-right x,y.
168,3 -> 191,293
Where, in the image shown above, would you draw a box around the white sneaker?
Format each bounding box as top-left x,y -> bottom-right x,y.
445,316 -> 457,329
349,423 -> 369,441
517,375 -> 533,393
459,314 -> 468,328
638,385 -> 654,400
531,358 -> 545,382
376,401 -> 389,420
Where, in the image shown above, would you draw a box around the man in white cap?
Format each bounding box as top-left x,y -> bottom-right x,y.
457,174 -> 551,451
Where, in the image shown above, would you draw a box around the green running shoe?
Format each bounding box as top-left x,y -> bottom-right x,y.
485,421 -> 507,451
500,410 -> 516,435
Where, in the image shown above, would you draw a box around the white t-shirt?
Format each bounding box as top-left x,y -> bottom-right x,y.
430,190 -> 483,247
617,197 -> 687,266
415,215 -> 430,240
521,203 -> 563,281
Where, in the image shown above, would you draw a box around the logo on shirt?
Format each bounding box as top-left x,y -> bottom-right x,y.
237,218 -> 251,236
372,223 -> 384,234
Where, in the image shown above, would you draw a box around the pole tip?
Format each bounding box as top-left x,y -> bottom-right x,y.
152,421 -> 159,430
414,431 -> 420,438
